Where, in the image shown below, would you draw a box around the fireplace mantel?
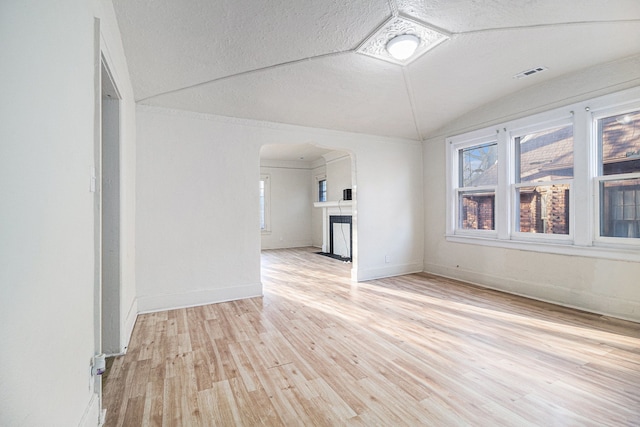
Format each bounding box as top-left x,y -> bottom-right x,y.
314,201 -> 353,253
313,201 -> 352,209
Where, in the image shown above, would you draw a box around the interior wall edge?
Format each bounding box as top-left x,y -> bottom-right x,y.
78,392 -> 101,427
122,296 -> 138,353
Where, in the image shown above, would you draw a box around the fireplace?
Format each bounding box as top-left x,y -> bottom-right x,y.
313,200 -> 353,261
329,215 -> 352,260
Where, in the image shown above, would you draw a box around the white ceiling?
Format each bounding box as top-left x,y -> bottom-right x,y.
113,0 -> 640,141
259,143 -> 333,163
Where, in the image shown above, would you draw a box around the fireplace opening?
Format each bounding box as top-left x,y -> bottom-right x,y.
329,215 -> 352,261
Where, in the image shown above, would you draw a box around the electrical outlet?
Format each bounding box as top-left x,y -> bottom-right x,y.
385,255 -> 390,263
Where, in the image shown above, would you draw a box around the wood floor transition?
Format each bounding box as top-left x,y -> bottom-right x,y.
103,247 -> 640,426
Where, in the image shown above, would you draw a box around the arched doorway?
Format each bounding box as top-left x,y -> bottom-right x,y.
259,143 -> 356,274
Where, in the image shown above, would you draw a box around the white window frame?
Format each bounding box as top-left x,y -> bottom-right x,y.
591,103 -> 640,248
260,174 -> 271,233
508,117 -> 575,243
445,85 -> 640,262
447,129 -> 499,238
316,175 -> 327,202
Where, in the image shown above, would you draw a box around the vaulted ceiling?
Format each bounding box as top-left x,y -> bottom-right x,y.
113,0 -> 640,141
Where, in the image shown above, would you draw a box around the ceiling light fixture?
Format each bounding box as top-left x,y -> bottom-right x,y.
386,34 -> 420,60
356,15 -> 449,66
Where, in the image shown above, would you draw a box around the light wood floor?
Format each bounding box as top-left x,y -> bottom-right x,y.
104,247 -> 640,426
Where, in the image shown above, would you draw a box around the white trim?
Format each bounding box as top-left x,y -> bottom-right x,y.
313,201 -> 353,208
509,118 -> 575,240
512,180 -> 574,240
592,100 -> 640,246
447,134 -> 499,236
445,234 -> 640,262
260,159 -> 313,170
423,263 -> 640,323
137,283 -> 263,314
323,151 -> 351,164
358,262 -> 424,282
314,201 -> 353,252
446,85 -> 640,256
122,296 -> 138,354
260,174 -> 271,232
593,174 -> 640,245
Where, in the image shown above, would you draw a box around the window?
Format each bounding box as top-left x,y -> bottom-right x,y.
446,85 -> 640,260
318,179 -> 327,202
514,123 -> 573,236
259,175 -> 270,232
596,109 -> 640,239
457,142 -> 497,231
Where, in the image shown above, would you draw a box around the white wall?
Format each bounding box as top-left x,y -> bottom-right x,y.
136,109 -> 264,312
136,105 -> 424,312
98,0 -> 138,357
423,54 -> 640,322
260,161 -> 313,249
0,0 -> 136,425
310,154 -> 353,248
311,162 -> 327,247
325,154 -> 352,202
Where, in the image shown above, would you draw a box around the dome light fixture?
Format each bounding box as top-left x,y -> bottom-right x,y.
386,34 -> 420,61
356,15 -> 450,65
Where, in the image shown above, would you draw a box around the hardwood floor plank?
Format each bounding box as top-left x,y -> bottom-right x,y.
103,247 -> 640,426
141,381 -> 163,427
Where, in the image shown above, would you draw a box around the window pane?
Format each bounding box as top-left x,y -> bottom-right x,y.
516,184 -> 570,234
459,191 -> 495,230
318,179 -> 327,202
599,110 -> 640,175
600,178 -> 640,238
459,142 -> 498,187
516,124 -> 573,183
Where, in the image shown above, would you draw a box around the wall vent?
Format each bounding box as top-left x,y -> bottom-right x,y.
514,66 -> 548,79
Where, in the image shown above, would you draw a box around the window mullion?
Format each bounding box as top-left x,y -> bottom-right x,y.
496,128 -> 511,240
573,107 -> 593,246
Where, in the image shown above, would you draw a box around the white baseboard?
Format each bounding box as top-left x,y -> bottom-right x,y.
122,296 -> 138,353
261,241 -> 314,250
423,261 -> 640,323
137,283 -> 263,314
356,262 -> 424,282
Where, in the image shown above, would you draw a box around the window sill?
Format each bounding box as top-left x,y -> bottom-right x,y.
445,234 -> 640,262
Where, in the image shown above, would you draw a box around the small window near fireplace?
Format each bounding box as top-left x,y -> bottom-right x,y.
318,179 -> 327,202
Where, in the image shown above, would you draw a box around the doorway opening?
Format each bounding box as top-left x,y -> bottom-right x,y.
259,143 -> 356,276
100,57 -> 122,355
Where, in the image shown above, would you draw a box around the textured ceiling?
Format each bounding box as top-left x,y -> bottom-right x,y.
259,143 -> 333,163
113,0 -> 640,141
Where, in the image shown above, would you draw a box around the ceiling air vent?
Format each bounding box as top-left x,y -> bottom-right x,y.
514,66 -> 548,79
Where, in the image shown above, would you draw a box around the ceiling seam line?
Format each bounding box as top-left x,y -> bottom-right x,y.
452,19 -> 640,36
401,67 -> 422,141
137,51 -> 353,103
